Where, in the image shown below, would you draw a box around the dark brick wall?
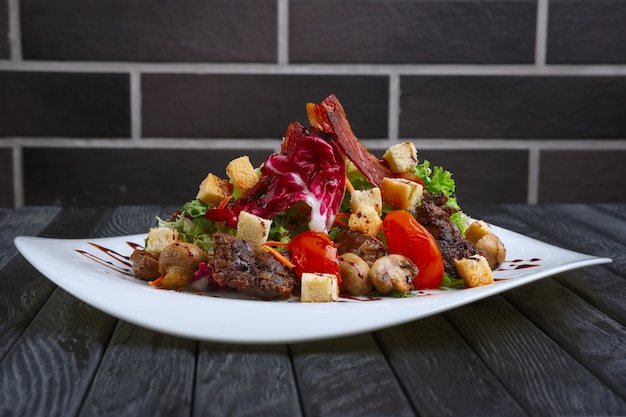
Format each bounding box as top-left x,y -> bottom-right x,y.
1,0 -> 625,208
0,0 -> 8,59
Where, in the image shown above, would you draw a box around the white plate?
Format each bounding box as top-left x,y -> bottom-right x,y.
14,224 -> 612,344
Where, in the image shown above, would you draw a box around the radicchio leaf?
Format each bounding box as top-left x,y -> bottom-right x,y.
205,122 -> 346,233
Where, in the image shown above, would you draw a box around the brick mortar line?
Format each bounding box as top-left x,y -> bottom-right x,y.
2,62 -> 626,76
388,73 -> 400,142
7,0 -> 21,61
130,70 -> 142,142
535,0 -> 549,67
3,138 -> 626,149
277,0 -> 289,66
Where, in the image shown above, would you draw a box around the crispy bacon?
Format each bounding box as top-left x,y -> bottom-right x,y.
307,94 -> 424,187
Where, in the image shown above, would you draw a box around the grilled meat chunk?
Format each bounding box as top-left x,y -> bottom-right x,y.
411,192 -> 483,277
212,233 -> 295,299
335,229 -> 386,266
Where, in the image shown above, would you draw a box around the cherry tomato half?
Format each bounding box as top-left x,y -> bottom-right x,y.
289,231 -> 341,284
382,210 -> 444,289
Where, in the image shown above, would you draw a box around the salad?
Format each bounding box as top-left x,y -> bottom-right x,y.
129,95 -> 506,302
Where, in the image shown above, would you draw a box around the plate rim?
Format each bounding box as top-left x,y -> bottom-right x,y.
13,227 -> 613,344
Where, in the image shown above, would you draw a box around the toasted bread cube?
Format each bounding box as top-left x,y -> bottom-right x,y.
380,177 -> 424,209
145,227 -> 180,259
465,220 -> 493,243
349,206 -> 383,236
350,188 -> 382,215
300,273 -> 339,302
454,255 -> 494,288
236,211 -> 272,249
383,142 -> 418,174
196,173 -> 233,206
226,156 -> 259,195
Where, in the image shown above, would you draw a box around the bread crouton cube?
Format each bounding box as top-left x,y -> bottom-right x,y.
383,142 -> 418,173
350,188 -> 382,215
226,156 -> 259,195
300,273 -> 339,302
464,220 -> 493,243
196,173 -> 233,206
349,206 -> 383,236
145,227 -> 180,259
454,255 -> 494,288
236,211 -> 272,249
380,177 -> 424,209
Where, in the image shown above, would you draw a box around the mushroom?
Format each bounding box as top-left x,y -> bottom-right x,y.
369,254 -> 418,295
338,252 -> 372,296
157,242 -> 209,289
130,248 -> 160,281
475,233 -> 506,270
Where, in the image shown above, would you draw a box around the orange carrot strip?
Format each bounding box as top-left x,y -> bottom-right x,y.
334,217 -> 348,228
262,245 -> 295,268
345,176 -> 355,194
335,212 -> 350,218
264,240 -> 290,247
217,195 -> 232,209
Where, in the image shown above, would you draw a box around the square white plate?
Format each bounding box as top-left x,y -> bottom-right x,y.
14,223 -> 612,344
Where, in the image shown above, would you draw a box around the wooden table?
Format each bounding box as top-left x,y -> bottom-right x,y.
1,204 -> 625,417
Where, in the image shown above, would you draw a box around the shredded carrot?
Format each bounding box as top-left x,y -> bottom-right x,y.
262,245 -> 295,268
334,217 -> 349,228
217,195 -> 232,209
149,276 -> 164,287
335,212 -> 350,218
264,240 -> 290,247
345,176 -> 355,194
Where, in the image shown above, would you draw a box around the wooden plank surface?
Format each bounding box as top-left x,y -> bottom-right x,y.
78,321 -> 196,417
503,278 -> 626,398
0,207 -> 109,360
194,342 -> 301,417
0,206 -> 60,268
1,205 -> 625,417
290,333 -> 415,417
445,296 -> 626,415
375,314 -> 527,417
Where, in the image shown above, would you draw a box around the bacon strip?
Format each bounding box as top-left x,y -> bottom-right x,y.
307,94 -> 424,187
306,95 -> 392,187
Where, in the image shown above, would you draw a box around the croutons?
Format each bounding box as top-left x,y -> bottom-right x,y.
454,255 -> 494,288
349,206 -> 383,236
300,273 -> 339,302
350,188 -> 382,215
465,220 -> 507,269
226,156 -> 259,195
383,142 -> 418,174
380,177 -> 424,209
196,173 -> 233,206
236,211 -> 272,249
348,188 -> 383,236
145,227 -> 180,258
465,220 -> 492,243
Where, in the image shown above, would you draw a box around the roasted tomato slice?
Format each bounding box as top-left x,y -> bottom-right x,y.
289,231 -> 341,284
382,210 -> 444,289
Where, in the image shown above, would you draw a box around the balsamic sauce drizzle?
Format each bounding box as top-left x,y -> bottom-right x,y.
76,242 -> 139,277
